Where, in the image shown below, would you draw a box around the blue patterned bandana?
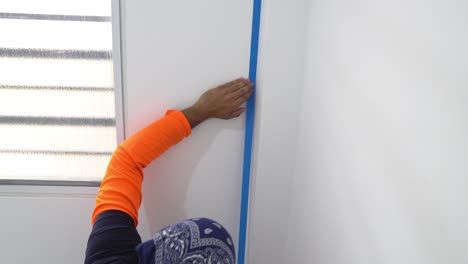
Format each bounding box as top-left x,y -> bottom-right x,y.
136,218 -> 236,264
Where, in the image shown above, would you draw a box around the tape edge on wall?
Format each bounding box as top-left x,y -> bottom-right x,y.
237,0 -> 262,263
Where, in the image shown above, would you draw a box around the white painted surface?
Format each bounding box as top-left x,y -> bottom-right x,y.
283,0 -> 468,263
246,0 -> 309,263
121,0 -> 253,251
0,186 -> 97,263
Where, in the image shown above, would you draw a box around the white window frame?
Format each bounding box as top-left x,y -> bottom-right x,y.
0,0 -> 126,190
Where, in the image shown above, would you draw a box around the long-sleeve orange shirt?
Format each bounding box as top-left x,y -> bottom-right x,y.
92,110 -> 192,226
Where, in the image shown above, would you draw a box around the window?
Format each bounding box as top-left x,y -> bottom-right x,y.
0,0 -> 122,184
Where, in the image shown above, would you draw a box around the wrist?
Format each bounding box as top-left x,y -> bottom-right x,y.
182,105 -> 208,128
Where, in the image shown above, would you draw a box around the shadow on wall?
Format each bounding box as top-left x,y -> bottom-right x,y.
140,119 -> 239,236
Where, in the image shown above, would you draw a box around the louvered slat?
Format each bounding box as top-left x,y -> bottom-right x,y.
0,1 -> 117,183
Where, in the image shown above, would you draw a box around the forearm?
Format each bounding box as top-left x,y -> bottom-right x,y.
92,110 -> 192,226
120,110 -> 192,167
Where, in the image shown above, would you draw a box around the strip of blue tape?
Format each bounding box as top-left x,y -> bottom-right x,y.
237,0 -> 262,263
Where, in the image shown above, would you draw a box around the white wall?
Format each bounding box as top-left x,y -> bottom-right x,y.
284,0 -> 468,263
121,0 -> 253,250
247,0 -> 309,263
0,186 -> 97,263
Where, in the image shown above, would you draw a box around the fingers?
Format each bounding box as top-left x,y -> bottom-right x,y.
230,108 -> 246,118
224,77 -> 252,93
224,78 -> 253,108
218,78 -> 241,89
225,82 -> 247,95
211,77 -> 253,120
233,87 -> 253,107
229,81 -> 253,100
223,77 -> 253,107
219,77 -> 247,90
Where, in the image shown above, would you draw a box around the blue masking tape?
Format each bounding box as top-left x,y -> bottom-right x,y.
238,0 -> 262,263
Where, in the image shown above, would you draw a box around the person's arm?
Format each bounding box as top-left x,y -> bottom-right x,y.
91,77 -> 253,226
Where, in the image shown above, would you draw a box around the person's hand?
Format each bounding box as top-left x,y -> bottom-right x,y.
195,77 -> 253,119
183,78 -> 253,128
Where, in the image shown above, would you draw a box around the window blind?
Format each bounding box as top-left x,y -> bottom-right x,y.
0,1 -> 117,183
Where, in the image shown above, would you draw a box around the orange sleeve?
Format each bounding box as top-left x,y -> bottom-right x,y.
91,110 -> 192,226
